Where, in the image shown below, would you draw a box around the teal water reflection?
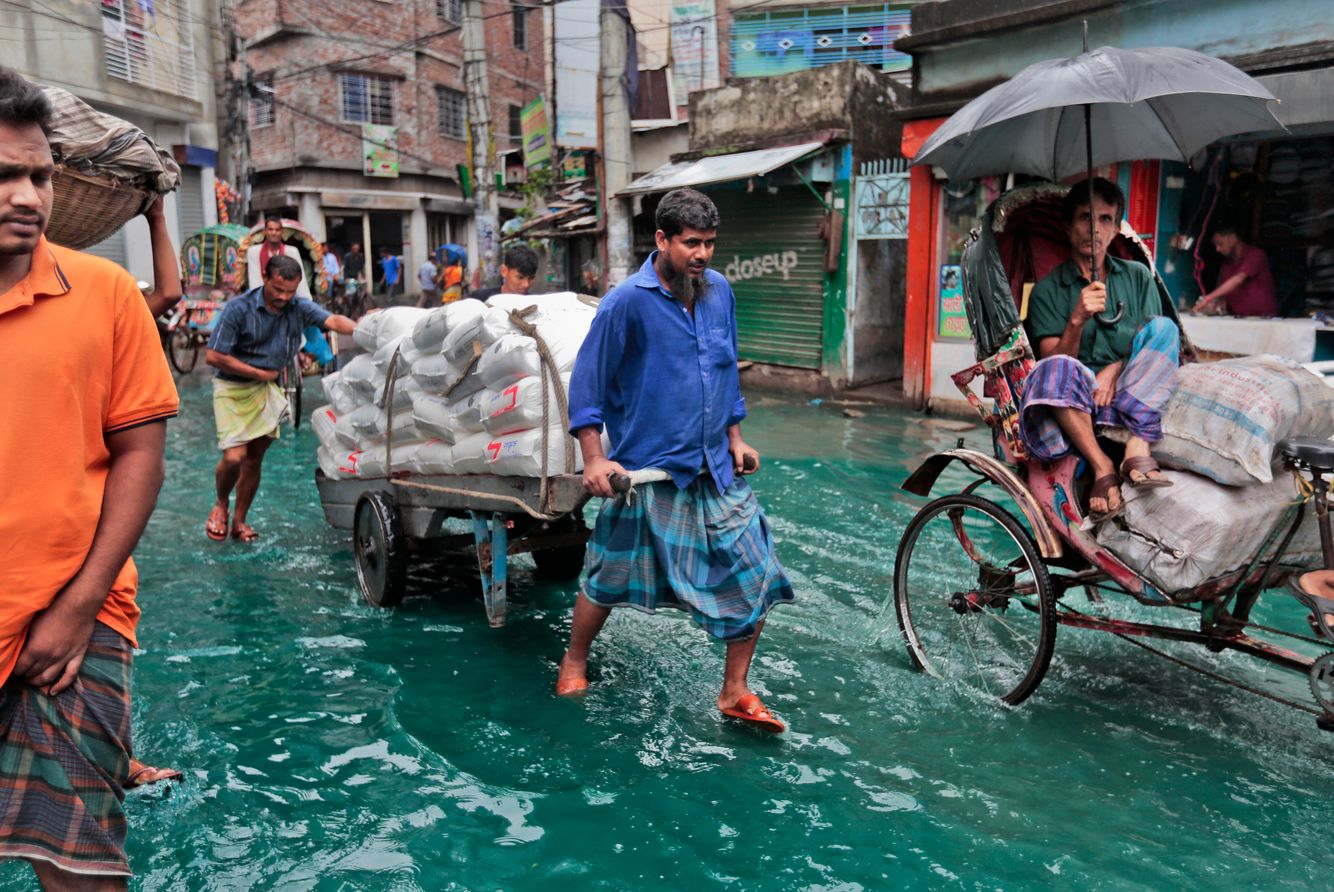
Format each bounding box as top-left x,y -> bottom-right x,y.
2,380 -> 1330,890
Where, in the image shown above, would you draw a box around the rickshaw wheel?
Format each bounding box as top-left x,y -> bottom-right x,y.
280,355 -> 303,429
168,329 -> 199,374
354,491 -> 407,608
893,493 -> 1056,706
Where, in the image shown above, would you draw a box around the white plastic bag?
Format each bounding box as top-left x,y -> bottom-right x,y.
311,405 -> 341,452
477,330 -> 584,390
442,306 -> 510,365
482,374 -> 571,435
448,389 -> 491,433
453,426 -> 582,477
372,336 -> 419,379
410,352 -> 464,393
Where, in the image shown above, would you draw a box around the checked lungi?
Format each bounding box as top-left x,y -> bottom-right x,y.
1019,316 -> 1180,462
0,623 -> 135,877
583,477 -> 794,642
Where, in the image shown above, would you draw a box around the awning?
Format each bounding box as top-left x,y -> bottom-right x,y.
618,141 -> 825,196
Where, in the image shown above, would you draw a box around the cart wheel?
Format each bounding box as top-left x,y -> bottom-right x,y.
354,491 -> 407,608
892,493 -> 1056,705
168,329 -> 199,374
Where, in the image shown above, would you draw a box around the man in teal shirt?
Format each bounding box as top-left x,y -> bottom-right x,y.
1019,178 -> 1180,521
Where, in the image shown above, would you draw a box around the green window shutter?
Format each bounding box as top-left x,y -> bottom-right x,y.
710,187 -> 825,369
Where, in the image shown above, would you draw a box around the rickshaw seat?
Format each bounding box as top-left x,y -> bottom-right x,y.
1279,437 -> 1334,474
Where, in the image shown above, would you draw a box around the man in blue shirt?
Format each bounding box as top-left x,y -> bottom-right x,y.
378,246 -> 403,302
205,255 -> 357,542
556,188 -> 794,732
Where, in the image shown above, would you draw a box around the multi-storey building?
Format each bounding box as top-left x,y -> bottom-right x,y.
2,0 -> 223,281
231,0 -> 546,280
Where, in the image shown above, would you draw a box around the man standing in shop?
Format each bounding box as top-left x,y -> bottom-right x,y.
1194,226 -> 1278,317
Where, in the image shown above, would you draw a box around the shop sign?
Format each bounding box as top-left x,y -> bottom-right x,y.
362,124 -> 399,178
938,264 -> 971,338
521,97 -> 552,170
722,251 -> 800,283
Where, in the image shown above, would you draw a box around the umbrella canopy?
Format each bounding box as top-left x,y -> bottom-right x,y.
914,45 -> 1282,181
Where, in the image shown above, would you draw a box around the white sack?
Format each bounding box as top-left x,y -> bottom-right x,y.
339,353 -> 379,398
311,405 -> 341,453
410,352 -> 465,393
317,447 -> 362,480
448,389 -> 491,433
1095,469 -> 1323,595
442,306 -> 510,365
452,426 -> 582,477
411,299 -> 487,352
352,306 -> 428,352
411,392 -> 458,443
482,374 -> 571,435
372,336 -> 419,379
408,438 -> 455,475
476,329 -> 584,390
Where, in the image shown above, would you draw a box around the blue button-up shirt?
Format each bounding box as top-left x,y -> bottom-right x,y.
207,286 -> 330,381
568,253 -> 747,491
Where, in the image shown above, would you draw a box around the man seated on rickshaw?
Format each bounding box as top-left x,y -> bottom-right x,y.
1019,178 -> 1179,522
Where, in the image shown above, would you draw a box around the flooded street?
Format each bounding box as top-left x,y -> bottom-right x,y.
4,377 -> 1330,890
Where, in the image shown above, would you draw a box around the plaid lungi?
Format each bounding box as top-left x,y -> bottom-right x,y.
1019,316 -> 1180,462
0,623 -> 134,877
583,476 -> 795,642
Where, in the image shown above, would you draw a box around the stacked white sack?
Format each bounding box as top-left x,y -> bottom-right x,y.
314,294 -> 598,479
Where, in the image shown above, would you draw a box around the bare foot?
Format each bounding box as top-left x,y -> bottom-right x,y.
206,504 -> 228,541
1122,437 -> 1167,485
1088,461 -> 1122,518
555,652 -> 589,696
126,758 -> 183,788
230,522 -> 260,543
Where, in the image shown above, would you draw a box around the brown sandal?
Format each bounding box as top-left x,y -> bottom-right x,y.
1121,455 -> 1173,488
1088,473 -> 1123,523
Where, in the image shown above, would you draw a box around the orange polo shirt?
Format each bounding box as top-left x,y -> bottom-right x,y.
0,237 -> 179,686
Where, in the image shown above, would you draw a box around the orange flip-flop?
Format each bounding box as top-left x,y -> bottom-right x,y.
720,693 -> 785,733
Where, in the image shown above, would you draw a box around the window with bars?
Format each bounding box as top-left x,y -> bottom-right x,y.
508,104 -> 523,142
436,0 -> 461,23
512,5 -> 528,49
437,86 -> 466,139
250,74 -> 275,127
340,73 -> 395,125
101,0 -> 197,99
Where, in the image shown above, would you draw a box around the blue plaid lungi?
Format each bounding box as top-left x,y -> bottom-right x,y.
583,477 -> 794,642
1019,316 -> 1180,462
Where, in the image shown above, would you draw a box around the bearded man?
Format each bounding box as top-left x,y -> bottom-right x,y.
555,187 -> 795,732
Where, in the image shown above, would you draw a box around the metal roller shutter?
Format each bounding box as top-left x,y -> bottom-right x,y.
178,167 -> 205,242
81,225 -> 129,270
708,186 -> 825,369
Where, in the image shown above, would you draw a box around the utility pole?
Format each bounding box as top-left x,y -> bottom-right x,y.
222,1 -> 251,221
599,1 -> 633,286
462,0 -> 499,286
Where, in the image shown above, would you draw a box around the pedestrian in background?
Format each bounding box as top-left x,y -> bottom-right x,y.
416,254 -> 439,307
470,243 -> 538,301
556,188 -> 794,732
246,216 -> 311,298
378,245 -> 402,302
0,66 -> 179,886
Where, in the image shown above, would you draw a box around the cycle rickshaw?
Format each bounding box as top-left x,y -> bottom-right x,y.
891,182 -> 1334,731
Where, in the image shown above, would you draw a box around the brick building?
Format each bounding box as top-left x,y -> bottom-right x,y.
231,0 -> 545,286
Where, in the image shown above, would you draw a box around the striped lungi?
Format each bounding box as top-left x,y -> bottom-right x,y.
212,377 -> 288,450
0,623 -> 135,877
583,476 -> 794,641
1019,316 -> 1180,462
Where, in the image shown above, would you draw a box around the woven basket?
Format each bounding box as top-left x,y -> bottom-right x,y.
45,166 -> 155,250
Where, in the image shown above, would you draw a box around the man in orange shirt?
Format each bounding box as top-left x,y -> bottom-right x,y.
0,67 -> 179,887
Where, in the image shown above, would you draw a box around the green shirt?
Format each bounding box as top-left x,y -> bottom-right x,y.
1027,256 -> 1160,373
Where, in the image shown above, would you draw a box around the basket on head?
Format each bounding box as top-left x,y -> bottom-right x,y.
45,166 -> 155,250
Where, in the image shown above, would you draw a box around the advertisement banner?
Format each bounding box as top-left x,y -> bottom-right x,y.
937,264 -> 971,338
670,0 -> 720,98
362,124 -> 399,178
554,0 -> 599,148
521,96 -> 552,169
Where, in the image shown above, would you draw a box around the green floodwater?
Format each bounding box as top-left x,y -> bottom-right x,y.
4,376 -> 1333,891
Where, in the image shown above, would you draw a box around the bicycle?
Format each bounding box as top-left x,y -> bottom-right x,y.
161,297 -> 224,375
